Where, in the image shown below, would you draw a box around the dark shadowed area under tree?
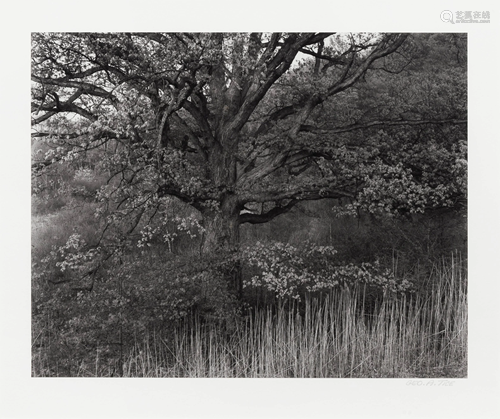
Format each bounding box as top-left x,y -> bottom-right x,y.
31,32 -> 467,377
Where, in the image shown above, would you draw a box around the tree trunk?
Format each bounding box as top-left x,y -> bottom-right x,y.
199,74 -> 243,292
200,193 -> 242,296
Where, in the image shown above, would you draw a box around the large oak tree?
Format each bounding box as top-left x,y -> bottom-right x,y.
31,33 -> 467,292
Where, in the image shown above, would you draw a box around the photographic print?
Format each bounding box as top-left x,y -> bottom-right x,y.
31,32 -> 467,379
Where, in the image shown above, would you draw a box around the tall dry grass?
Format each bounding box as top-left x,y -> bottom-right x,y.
118,255 -> 466,378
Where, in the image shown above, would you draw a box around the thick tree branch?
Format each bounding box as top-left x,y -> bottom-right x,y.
31,75 -> 113,100
240,199 -> 299,224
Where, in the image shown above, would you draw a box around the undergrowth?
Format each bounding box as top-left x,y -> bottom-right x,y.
32,255 -> 466,378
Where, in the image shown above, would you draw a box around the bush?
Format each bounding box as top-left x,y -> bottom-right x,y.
241,240 -> 413,302
32,252 -> 242,376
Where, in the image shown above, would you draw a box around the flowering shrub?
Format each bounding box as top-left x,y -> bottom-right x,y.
52,234 -> 100,273
242,241 -> 413,300
137,212 -> 204,249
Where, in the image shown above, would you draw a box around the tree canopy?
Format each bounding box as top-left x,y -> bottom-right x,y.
31,32 -> 467,292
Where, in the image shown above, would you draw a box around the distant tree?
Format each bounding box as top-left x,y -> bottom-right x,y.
31,33 -> 466,293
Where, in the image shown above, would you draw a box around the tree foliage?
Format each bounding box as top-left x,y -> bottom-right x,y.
31,32 -> 466,292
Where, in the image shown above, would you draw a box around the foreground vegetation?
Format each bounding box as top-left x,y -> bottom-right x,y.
32,254 -> 466,378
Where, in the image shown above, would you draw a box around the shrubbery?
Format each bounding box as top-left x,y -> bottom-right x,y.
32,249 -> 243,375
241,240 -> 413,301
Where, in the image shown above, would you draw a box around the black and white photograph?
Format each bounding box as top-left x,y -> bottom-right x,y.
30,31 -> 468,379
2,1 -> 500,418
